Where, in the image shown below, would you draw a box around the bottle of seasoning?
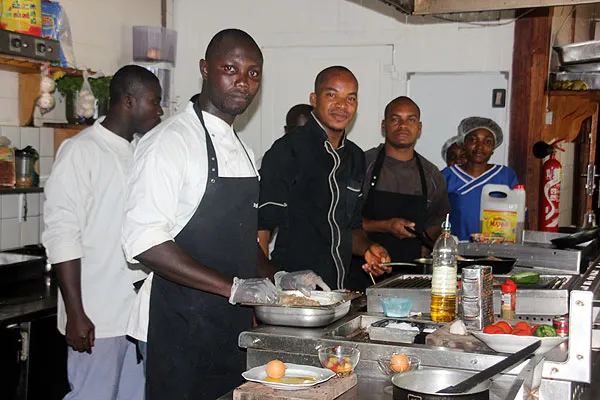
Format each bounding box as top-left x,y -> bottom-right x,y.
501,278 -> 517,319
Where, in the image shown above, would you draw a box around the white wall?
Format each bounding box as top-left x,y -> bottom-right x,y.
173,0 -> 515,157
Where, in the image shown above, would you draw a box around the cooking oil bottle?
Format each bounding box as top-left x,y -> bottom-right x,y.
431,214 -> 458,322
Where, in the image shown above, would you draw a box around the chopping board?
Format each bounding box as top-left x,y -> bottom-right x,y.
233,374 -> 358,400
426,322 -> 492,352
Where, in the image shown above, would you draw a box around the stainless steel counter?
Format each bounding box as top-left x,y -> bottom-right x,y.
227,292 -> 597,399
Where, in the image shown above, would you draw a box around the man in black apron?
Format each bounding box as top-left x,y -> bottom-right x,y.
121,29 -> 325,399
346,96 -> 450,290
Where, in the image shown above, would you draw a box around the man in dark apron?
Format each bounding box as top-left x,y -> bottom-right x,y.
346,96 -> 450,290
122,29 -> 325,399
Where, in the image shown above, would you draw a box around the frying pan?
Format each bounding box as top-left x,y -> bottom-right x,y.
412,256 -> 517,275
550,227 -> 600,249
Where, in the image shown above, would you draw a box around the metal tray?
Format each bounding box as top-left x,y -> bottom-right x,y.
554,40 -> 600,65
251,291 -> 358,328
561,62 -> 600,72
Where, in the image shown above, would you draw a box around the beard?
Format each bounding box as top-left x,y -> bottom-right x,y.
212,91 -> 253,116
388,139 -> 416,149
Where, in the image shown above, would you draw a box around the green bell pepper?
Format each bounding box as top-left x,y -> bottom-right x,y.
533,324 -> 557,337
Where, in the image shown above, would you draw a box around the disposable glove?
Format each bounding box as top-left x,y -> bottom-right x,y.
229,277 -> 279,305
274,270 -> 331,297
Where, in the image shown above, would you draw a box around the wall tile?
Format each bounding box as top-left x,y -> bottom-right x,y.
1,195 -> 19,219
40,128 -> 55,157
20,216 -> 40,246
1,126 -> 20,148
39,194 -> 45,216
0,100 -> 19,126
26,193 -> 40,218
39,156 -> 54,181
0,70 -> 19,99
1,218 -> 20,250
20,127 -> 40,151
39,215 -> 44,240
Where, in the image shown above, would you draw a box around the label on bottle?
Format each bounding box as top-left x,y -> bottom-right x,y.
481,210 -> 517,243
431,264 -> 457,295
501,292 -> 513,311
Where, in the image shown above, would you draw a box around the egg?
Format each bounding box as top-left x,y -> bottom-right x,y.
390,353 -> 409,373
265,360 -> 286,379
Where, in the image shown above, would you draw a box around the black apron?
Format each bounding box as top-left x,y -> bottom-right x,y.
146,99 -> 258,399
346,148 -> 428,290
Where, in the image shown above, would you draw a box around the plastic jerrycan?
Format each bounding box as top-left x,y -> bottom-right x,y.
480,184 -> 526,243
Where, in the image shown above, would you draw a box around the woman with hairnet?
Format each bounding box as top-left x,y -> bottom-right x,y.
441,117 -> 519,240
441,135 -> 467,167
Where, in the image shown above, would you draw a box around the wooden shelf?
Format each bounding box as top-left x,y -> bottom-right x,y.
0,55 -> 86,76
0,54 -> 94,127
0,187 -> 43,195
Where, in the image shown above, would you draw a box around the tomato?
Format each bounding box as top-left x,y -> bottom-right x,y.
495,321 -> 513,334
512,329 -> 532,336
483,325 -> 504,334
514,322 -> 531,332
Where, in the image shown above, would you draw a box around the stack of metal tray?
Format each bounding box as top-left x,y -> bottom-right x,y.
553,40 -> 600,88
250,290 -> 360,328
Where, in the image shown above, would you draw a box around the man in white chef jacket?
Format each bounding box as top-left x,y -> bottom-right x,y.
42,65 -> 163,400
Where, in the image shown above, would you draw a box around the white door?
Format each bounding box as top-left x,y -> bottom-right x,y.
235,45 -> 394,161
407,72 -> 510,170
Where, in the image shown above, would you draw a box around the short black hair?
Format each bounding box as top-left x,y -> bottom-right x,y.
205,28 -> 262,62
285,104 -> 312,127
384,96 -> 421,119
314,66 -> 356,92
109,65 -> 160,107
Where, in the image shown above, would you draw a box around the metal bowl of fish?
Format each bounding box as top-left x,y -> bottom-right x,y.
252,291 -> 357,327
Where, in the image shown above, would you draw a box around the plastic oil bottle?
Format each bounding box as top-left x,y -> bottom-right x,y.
431,214 -> 458,322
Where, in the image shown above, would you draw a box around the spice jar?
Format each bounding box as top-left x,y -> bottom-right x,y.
501,278 -> 517,319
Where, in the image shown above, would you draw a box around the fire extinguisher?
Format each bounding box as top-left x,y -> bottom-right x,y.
538,140 -> 564,232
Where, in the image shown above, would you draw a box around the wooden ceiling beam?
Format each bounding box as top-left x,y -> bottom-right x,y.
413,0 -> 598,15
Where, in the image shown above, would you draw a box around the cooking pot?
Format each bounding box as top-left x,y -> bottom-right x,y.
392,369 -> 489,400
392,340 -> 541,400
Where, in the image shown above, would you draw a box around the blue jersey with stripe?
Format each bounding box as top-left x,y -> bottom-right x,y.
441,164 -> 519,241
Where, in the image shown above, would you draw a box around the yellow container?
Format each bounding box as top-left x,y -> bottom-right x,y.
480,184 -> 525,243
0,0 -> 42,37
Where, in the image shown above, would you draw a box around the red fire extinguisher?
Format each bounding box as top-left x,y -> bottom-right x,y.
540,141 -> 564,232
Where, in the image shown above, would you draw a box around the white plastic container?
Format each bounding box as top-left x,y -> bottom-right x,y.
480,184 -> 526,243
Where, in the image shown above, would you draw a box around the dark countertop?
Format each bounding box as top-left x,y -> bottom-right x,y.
0,275 -> 58,325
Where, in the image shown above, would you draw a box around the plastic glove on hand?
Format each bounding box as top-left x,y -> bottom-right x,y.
274,270 -> 331,297
229,277 -> 279,305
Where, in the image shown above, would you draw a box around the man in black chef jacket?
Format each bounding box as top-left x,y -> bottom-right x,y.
348,96 -> 450,289
258,66 -> 392,290
122,29 -> 327,399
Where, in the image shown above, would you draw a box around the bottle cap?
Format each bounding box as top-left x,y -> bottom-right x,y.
441,213 -> 451,230
514,184 -> 525,190
501,278 -> 517,293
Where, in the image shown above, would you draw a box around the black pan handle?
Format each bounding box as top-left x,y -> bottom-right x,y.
437,340 -> 541,394
405,226 -> 434,251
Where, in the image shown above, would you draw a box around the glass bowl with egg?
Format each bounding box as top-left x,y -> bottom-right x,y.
377,354 -> 421,376
318,346 -> 360,377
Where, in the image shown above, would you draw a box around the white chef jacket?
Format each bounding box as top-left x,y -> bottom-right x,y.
42,120 -> 147,338
123,101 -> 258,341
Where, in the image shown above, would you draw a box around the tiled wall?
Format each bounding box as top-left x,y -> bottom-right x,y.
0,126 -> 54,250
